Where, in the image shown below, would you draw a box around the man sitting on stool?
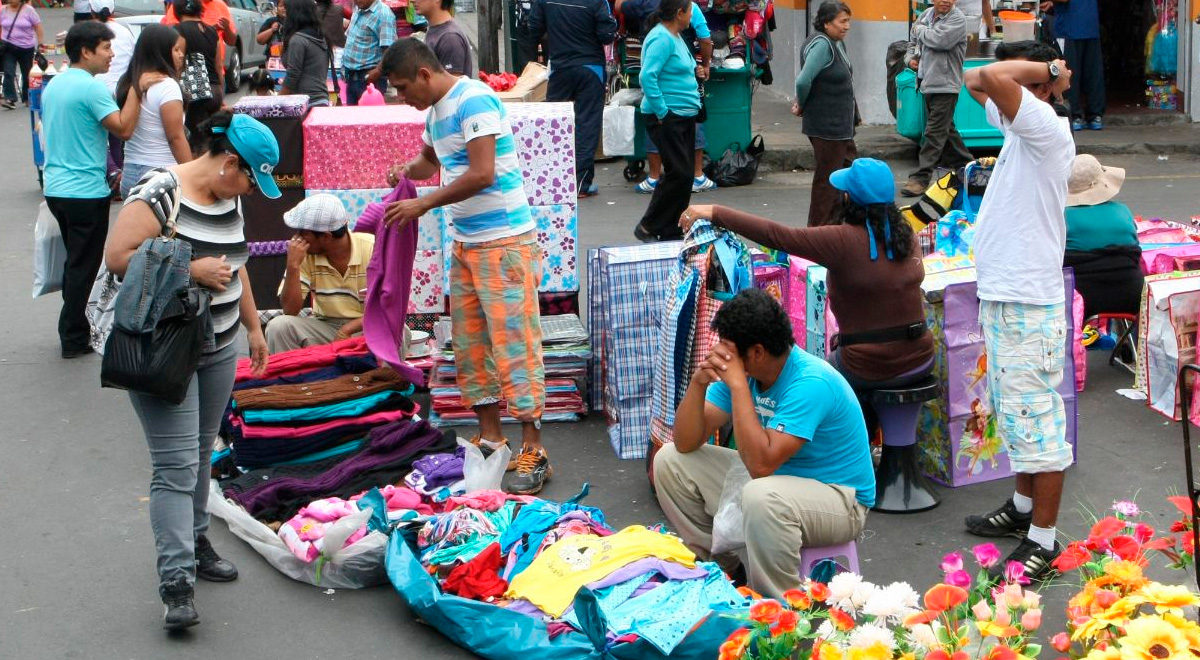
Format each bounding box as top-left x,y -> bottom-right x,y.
268,194 -> 375,353
654,288 -> 876,598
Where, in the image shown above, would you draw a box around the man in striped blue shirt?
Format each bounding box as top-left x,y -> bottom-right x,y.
342,0 -> 397,105
381,39 -> 550,495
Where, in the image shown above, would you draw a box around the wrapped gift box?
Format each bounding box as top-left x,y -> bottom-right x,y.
917,267 -> 1079,487
303,105 -> 439,190
1137,272 -> 1200,421
587,243 -> 683,459
232,94 -> 308,119
507,102 -> 577,206
307,188 -> 390,223
786,256 -> 813,349
409,249 -> 446,313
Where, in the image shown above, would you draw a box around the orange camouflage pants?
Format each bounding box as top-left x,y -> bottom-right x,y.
450,231 -> 545,419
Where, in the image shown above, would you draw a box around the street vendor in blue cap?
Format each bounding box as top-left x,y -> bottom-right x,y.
679,157 -> 934,393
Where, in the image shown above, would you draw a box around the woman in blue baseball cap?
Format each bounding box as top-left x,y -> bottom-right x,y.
103,110 -> 280,631
679,157 -> 934,394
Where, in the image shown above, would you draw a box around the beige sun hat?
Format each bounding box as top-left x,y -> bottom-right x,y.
1067,154 -> 1126,207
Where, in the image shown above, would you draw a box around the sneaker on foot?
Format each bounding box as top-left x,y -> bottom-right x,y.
195,534 -> 238,582
1088,116 -> 1104,130
1071,118 -> 1084,132
964,499 -> 1032,538
901,179 -> 926,197
506,445 -> 552,495
692,176 -> 717,193
579,183 -> 599,198
0,99 -> 16,110
159,577 -> 199,631
635,177 -> 658,194
990,538 -> 1061,583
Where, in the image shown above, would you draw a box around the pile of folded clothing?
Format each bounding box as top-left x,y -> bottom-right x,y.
426,315 -> 591,425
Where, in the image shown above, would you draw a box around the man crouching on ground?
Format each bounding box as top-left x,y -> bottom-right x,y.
654,287 -> 876,597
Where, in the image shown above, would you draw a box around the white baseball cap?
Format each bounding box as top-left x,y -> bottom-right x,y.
284,194 -> 351,233
92,0 -> 116,15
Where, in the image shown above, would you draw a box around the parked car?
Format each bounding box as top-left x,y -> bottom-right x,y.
114,0 -> 272,93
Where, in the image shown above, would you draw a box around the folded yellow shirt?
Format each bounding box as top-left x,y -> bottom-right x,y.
506,525 -> 697,617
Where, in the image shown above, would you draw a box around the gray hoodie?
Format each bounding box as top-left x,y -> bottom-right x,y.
284,30 -> 332,105
909,7 -> 967,95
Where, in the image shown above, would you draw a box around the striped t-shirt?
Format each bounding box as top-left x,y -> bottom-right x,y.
422,78 -> 533,243
127,169 -> 248,353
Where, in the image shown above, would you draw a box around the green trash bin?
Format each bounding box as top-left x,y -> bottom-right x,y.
895,69 -> 925,141
702,63 -> 753,158
895,63 -> 1003,149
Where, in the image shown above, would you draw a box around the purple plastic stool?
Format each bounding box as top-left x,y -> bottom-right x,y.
870,377 -> 941,513
799,540 -> 860,579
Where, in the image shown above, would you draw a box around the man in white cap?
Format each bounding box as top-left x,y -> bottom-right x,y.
268,194 -> 376,353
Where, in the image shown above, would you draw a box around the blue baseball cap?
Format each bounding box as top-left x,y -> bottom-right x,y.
224,114 -> 281,199
829,158 -> 895,206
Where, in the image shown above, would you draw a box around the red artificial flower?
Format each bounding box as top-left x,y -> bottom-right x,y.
927,649 -> 969,660
1108,535 -> 1141,561
1134,523 -> 1155,544
904,610 -> 940,626
1168,495 -> 1194,517
749,599 -> 784,625
783,589 -> 812,610
924,584 -> 969,612
771,610 -> 801,635
809,582 -> 831,603
1171,520 -> 1189,533
1051,632 -> 1072,653
1051,542 -> 1091,572
987,645 -> 1018,660
1089,517 -> 1125,542
829,607 -> 856,631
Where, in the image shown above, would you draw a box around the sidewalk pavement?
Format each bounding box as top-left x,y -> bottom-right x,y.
750,90 -> 1200,172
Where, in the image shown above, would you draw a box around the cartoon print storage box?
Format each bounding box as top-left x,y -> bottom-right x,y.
1135,272 -> 1200,422
916,267 -> 1079,487
588,243 -> 684,459
303,105 -> 440,189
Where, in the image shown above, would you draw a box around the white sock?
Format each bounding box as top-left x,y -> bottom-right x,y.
1012,492 -> 1033,514
1027,524 -> 1057,551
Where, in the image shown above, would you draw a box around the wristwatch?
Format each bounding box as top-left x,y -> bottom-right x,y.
1046,62 -> 1060,83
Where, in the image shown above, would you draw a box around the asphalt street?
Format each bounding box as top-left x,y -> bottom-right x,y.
4,7 -> 1200,657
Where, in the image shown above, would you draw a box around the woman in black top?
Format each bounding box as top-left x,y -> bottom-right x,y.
280,0 -> 332,106
173,0 -> 221,139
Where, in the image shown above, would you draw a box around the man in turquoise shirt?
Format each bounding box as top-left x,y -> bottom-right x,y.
42,21 -> 154,358
655,288 -> 874,598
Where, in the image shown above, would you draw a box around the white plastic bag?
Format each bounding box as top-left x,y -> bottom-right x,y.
609,88 -> 643,106
603,105 -> 636,157
459,437 -> 511,493
710,461 -> 751,555
207,481 -> 390,589
32,202 -> 65,298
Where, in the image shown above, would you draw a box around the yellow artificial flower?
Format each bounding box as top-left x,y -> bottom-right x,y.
847,642 -> 892,660
816,641 -> 846,660
1073,599 -> 1140,643
1162,613 -> 1200,655
1098,562 -> 1150,592
1082,645 -> 1121,660
1134,584 -> 1200,614
1117,615 -> 1190,660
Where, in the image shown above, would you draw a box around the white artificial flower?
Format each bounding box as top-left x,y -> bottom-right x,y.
828,572 -> 872,613
849,623 -> 897,650
863,582 -> 921,622
816,620 -> 837,640
908,623 -> 938,648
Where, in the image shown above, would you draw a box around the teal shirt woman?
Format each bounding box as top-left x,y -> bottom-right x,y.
1065,201 -> 1137,252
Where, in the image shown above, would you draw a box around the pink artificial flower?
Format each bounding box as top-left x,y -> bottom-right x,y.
993,606 -> 1012,627
973,543 -> 1002,569
940,552 -> 964,574
1112,500 -> 1140,517
1003,561 -> 1030,585
946,570 -> 972,588
1002,583 -> 1025,609
1020,608 -> 1043,631
972,599 -> 994,621
1023,590 -> 1041,610
1134,523 -> 1155,544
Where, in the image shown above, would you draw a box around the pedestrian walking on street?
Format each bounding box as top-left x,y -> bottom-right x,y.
42,20 -> 158,359
0,0 -> 46,109
902,0 -> 972,197
1043,0 -> 1104,130
172,0 -> 224,135
104,111 -> 279,631
280,0 -> 334,107
962,40 -> 1076,583
794,1 -> 857,226
341,0 -> 396,105
633,0 -> 701,242
528,0 -> 616,198
117,24 -> 192,198
416,0 -> 475,78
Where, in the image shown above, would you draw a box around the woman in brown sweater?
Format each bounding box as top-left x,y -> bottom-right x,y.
679,158 -> 934,390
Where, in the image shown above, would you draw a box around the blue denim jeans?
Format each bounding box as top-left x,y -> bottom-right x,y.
129,342 -> 238,585
120,162 -> 157,200
342,68 -> 386,106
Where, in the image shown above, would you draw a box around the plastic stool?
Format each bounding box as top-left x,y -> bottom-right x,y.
871,377 -> 942,513
1087,314 -> 1137,374
799,541 -> 860,580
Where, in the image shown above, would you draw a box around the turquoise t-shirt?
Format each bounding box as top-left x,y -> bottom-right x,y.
639,23 -> 701,119
706,345 -> 876,508
1064,201 -> 1139,252
42,67 -> 120,199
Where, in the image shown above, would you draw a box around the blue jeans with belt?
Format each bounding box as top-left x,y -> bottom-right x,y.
342,67 -> 387,106
129,342 -> 238,585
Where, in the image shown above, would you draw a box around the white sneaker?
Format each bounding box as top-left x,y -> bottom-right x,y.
692,176 -> 717,193
635,177 -> 658,194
